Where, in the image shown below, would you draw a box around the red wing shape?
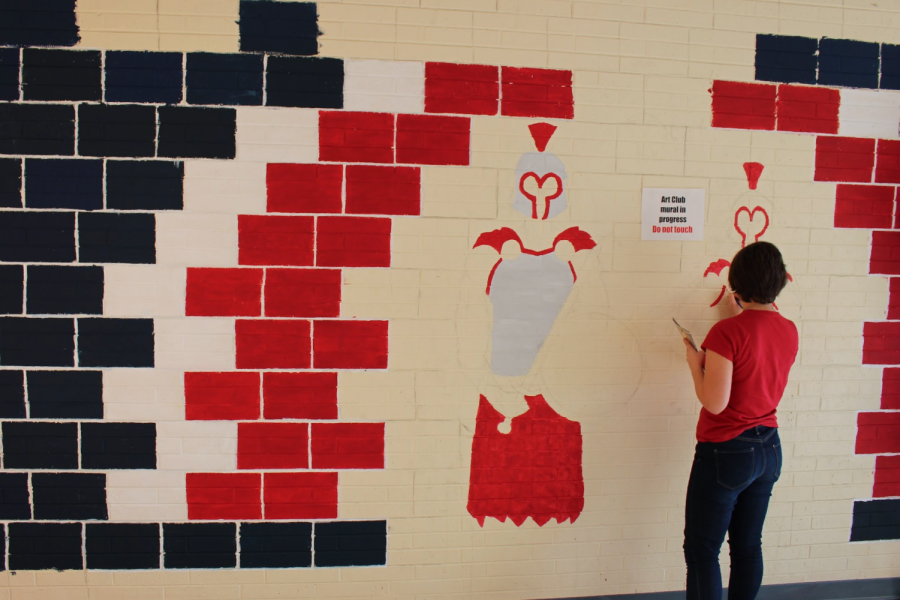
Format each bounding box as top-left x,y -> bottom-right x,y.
473,228 -> 523,253
704,258 -> 731,278
553,227 -> 597,252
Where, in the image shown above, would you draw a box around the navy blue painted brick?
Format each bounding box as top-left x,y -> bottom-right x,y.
2,421 -> 78,469
265,56 -> 343,108
78,104 -> 157,158
0,473 -> 31,520
25,159 -> 103,211
105,51 -> 183,104
32,472 -> 107,520
851,499 -> 900,541
0,264 -> 23,314
0,103 -> 75,156
9,522 -> 83,571
27,265 -> 104,315
157,106 -> 236,159
0,316 -> 75,367
0,158 -> 22,208
82,422 -> 156,469
77,317 -> 155,368
78,212 -> 156,264
0,210 -> 75,263
755,34 -> 818,85
0,48 -> 19,101
107,160 -> 184,211
240,522 -> 312,568
186,53 -> 263,106
22,48 -> 101,102
163,523 -> 237,569
86,523 -> 161,570
27,370 -> 103,419
0,370 -> 25,419
818,37 -> 881,89
0,0 -> 80,48
881,44 -> 900,91
314,520 -> 386,567
239,0 -> 319,55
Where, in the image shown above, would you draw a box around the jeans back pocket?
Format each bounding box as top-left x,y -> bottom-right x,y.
772,442 -> 782,481
714,447 -> 755,490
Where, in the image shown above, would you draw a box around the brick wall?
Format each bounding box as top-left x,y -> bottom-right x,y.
0,0 -> 899,598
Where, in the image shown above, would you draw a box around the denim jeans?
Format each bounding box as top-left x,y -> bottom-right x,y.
683,426 -> 782,600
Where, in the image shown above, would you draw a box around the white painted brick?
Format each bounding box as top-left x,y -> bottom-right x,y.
103,368 -> 184,422
235,106 -> 319,163
155,212 -> 237,267
107,471 -> 187,522
839,89 -> 900,140
153,317 -> 234,370
183,160 -> 267,215
103,265 -> 186,318
343,59 -> 425,113
156,421 -> 237,471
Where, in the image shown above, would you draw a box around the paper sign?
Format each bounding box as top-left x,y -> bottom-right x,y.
641,188 -> 705,241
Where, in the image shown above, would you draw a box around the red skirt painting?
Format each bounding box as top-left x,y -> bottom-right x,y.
467,394 -> 584,527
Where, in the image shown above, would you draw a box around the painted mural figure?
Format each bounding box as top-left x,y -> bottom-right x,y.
467,123 -> 594,527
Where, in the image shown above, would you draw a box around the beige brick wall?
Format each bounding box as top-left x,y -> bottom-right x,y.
22,0 -> 894,597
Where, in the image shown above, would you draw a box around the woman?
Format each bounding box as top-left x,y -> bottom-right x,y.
682,241 -> 799,600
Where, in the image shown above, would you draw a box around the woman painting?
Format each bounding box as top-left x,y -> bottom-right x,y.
682,241 -> 799,600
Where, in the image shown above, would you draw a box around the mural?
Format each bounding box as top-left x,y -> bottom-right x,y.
0,0 -> 583,570
467,125 -> 593,527
713,33 -> 900,542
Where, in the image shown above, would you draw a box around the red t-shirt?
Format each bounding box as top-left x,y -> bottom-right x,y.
698,309 -> 799,442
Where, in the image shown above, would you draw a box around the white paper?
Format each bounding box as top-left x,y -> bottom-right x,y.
641,188 -> 705,241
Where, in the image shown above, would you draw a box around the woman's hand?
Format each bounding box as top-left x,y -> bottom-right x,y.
726,291 -> 744,317
684,338 -> 705,373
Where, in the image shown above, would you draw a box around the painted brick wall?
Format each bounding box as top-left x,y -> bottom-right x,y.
1,0 -> 900,599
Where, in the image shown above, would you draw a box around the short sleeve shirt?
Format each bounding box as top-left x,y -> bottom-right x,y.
698,309 -> 799,442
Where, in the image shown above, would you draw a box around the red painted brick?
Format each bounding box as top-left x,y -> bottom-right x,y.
876,139 -> 900,184
185,268 -> 262,317
863,321 -> 900,365
235,319 -> 311,369
856,411 -> 900,454
264,472 -> 337,520
238,215 -> 314,266
184,371 -> 260,421
775,84 -> 839,134
889,279 -> 900,322
500,67 -> 574,119
318,111 -> 394,163
311,422 -> 385,469
315,216 -> 391,268
266,163 -> 343,214
395,114 -> 470,166
264,268 -> 341,318
186,473 -> 261,520
263,372 -> 338,420
237,422 -> 309,469
870,230 -> 900,275
424,62 -> 499,116
874,455 -> 900,497
313,320 -> 388,369
833,184 -> 895,229
710,80 -> 776,130
883,368 -> 900,409
345,165 -> 421,215
814,136 -> 876,183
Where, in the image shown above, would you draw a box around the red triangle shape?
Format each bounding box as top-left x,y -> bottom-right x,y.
743,162 -> 764,190
528,122 -> 557,152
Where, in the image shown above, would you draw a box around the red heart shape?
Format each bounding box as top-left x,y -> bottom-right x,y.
519,172 -> 563,220
733,206 -> 769,247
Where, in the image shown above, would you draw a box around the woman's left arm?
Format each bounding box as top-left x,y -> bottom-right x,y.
684,340 -> 733,415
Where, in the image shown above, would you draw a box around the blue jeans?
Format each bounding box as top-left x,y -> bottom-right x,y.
684,426 -> 782,600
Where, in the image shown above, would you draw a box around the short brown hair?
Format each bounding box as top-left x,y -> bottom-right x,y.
727,241 -> 788,304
